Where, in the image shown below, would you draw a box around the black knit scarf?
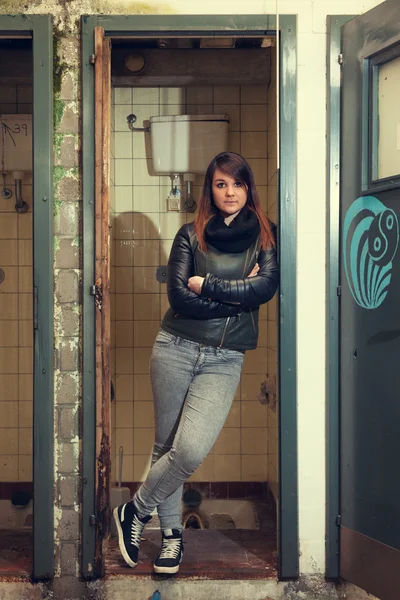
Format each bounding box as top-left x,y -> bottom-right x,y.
205,209 -> 260,254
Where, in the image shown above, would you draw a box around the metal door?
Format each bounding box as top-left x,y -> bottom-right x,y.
340,2 -> 400,598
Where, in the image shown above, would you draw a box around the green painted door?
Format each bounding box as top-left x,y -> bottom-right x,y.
340,2 -> 400,598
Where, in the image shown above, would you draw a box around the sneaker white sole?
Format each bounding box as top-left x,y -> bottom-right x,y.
113,506 -> 137,568
153,554 -> 183,575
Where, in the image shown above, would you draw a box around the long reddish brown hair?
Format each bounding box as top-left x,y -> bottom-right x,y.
195,152 -> 275,252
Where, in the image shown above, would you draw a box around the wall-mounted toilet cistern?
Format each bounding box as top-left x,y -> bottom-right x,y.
128,112 -> 229,213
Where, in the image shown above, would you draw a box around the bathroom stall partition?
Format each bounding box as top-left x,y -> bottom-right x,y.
0,16 -> 53,581
82,15 -> 297,581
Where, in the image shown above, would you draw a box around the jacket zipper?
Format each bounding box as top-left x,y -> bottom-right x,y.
218,248 -> 250,348
219,316 -> 230,348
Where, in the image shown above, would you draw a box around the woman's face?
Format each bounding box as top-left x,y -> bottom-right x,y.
212,168 -> 247,219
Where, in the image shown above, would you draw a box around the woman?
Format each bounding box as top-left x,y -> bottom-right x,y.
114,152 -> 279,574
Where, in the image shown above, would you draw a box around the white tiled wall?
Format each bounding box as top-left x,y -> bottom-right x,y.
110,72 -> 277,483
0,84 -> 33,482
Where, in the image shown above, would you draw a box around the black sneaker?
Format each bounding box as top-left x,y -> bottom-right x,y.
113,501 -> 152,567
153,529 -> 183,574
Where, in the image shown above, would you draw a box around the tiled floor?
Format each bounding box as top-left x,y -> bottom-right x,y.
0,530 -> 32,578
106,528 -> 278,579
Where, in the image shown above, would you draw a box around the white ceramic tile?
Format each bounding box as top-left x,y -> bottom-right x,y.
114,132 -> 133,159
132,212 -> 160,240
134,401 -> 154,428
116,347 -> 134,374
115,160 -> 133,186
186,86 -> 213,104
131,104 -> 160,128
159,87 -> 186,105
133,159 -> 158,185
115,374 -> 134,402
134,186 -> 160,213
159,104 -> 185,116
160,212 -> 186,240
241,455 -> 268,481
213,428 -> 241,455
114,104 -> 132,132
0,455 -> 17,481
243,346 -> 267,373
114,186 -> 133,213
214,85 -> 240,104
132,131 -> 152,159
0,213 -> 17,239
133,240 -> 160,266
18,456 -> 32,481
134,320 -> 160,347
134,374 -> 153,401
115,239 -> 134,266
241,373 -> 264,402
0,241 -> 17,266
114,212 -> 134,240
247,158 -> 268,186
132,87 -> 159,105
115,267 -> 133,294
267,133 -> 277,159
186,104 -> 213,115
241,104 -> 268,131
133,267 -> 160,294
0,375 -> 18,401
227,132 -> 241,154
214,455 -> 241,481
240,84 -> 268,104
241,401 -> 268,428
133,294 -> 160,321
133,428 -> 155,455
241,132 -> 267,159
114,88 -> 133,105
0,86 -> 16,103
115,294 -> 134,321
160,238 -> 173,261
241,428 -> 268,455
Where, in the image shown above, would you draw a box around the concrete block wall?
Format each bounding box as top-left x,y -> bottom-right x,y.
53,38 -> 81,578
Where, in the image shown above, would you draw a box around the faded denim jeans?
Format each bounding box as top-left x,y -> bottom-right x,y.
133,329 -> 244,531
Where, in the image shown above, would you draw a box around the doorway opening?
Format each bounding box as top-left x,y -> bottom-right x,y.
0,37 -> 33,578
106,34 -> 279,578
82,14 -> 297,581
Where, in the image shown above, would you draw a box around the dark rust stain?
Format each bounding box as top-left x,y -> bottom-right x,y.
95,431 -> 111,578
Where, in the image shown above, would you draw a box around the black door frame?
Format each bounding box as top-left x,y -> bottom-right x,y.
82,14 -> 298,580
0,15 -> 54,580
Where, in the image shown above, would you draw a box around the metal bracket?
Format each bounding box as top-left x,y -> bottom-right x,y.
89,514 -> 97,526
89,54 -> 96,65
127,113 -> 150,133
338,53 -> 343,65
91,281 -> 103,311
336,514 -> 342,527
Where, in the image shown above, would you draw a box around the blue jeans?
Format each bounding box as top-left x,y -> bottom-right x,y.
133,329 -> 244,531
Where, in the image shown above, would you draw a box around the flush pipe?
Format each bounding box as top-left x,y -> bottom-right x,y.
183,172 -> 197,213
12,171 -> 29,213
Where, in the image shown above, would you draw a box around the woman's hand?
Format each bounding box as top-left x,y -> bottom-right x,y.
248,263 -> 259,278
188,276 -> 205,295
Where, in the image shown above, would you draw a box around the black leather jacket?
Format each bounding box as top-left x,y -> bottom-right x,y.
161,222 -> 279,351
